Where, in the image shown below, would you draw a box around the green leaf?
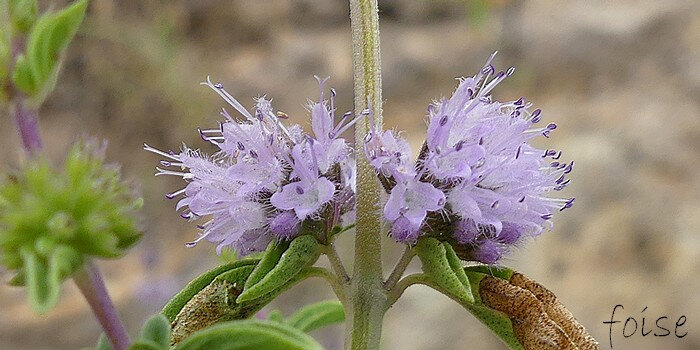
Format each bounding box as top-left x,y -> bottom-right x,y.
9,0 -> 38,33
267,310 -> 284,323
139,314 -> 171,348
462,302 -> 524,350
287,300 -> 345,333
128,340 -> 163,350
0,34 -> 9,81
12,0 -> 88,99
236,235 -> 319,303
95,334 -> 113,350
464,265 -> 514,282
462,267 -> 524,350
415,237 -> 474,303
161,258 -> 260,322
20,247 -> 58,313
442,242 -> 470,288
244,241 -> 288,290
174,319 -> 324,350
11,55 -> 36,94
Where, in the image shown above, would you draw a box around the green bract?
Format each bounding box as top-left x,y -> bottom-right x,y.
9,0 -> 39,33
0,142 -> 142,312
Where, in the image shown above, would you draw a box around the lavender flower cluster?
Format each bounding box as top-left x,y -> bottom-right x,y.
146,77 -> 357,255
364,53 -> 574,263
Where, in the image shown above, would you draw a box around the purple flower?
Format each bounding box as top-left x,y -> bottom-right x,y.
146,77 -> 360,255
364,53 -> 575,263
384,176 -> 445,243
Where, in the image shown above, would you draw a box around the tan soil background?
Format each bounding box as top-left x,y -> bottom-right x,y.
1,0 -> 698,349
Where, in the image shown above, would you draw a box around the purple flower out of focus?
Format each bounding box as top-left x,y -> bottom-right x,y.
145,77 -> 357,255
364,53 -> 575,264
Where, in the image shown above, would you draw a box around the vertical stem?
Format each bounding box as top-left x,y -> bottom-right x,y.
73,261 -> 131,350
348,0 -> 386,349
8,37 -> 43,155
12,100 -> 43,154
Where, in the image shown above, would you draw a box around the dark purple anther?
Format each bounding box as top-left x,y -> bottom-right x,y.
553,151 -> 562,160
214,83 -> 223,89
437,198 -> 445,206
515,97 -> 524,105
180,213 -> 190,219
550,161 -> 560,167
482,64 -> 494,75
165,193 -> 177,199
519,196 -> 526,202
531,111 -> 542,123
255,110 -> 264,121
467,88 -> 474,98
249,150 -> 258,159
555,174 -> 566,184
197,225 -> 206,230
511,110 -> 520,118
564,161 -> 574,174
515,145 -> 522,159
439,115 -> 449,126
330,88 -> 337,97
560,197 -> 575,211
491,200 -> 499,209
543,149 -> 557,158
184,241 -> 197,248
237,142 -> 245,150
160,161 -> 171,167
506,66 -> 516,76
547,123 -> 557,130
541,213 -> 553,220
328,131 -> 336,139
495,71 -> 505,79
296,186 -> 304,195
455,141 -> 464,152
364,133 -> 372,143
479,137 -> 484,145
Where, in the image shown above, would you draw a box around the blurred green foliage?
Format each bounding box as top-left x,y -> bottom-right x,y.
0,141 -> 142,312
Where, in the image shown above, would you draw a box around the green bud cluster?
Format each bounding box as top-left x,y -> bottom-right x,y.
0,143 -> 142,312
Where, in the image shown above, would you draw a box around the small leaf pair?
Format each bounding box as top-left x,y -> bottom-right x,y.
163,235 -> 321,345
238,235 -> 320,303
415,237 -> 474,303
268,300 -> 345,333
12,0 -> 88,102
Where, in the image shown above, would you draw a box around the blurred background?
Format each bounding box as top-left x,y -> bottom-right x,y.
1,0 -> 698,349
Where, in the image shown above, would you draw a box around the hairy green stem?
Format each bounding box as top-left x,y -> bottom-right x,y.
73,261 -> 131,350
383,246 -> 415,291
347,0 -> 386,349
304,267 -> 348,304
